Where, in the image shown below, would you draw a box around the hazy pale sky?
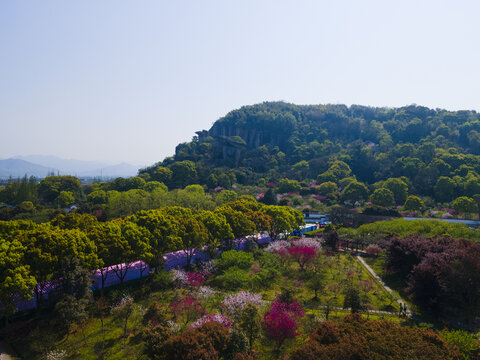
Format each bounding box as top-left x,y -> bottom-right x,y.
1,0 -> 479,166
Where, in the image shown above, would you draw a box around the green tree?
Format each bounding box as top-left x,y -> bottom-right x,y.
342,181 -> 369,203
262,205 -> 297,240
144,181 -> 168,193
291,160 -> 309,180
384,178 -> 408,204
440,329 -> 479,360
464,178 -> 480,197
452,196 -> 477,218
317,182 -> 337,196
369,188 -> 395,207
196,210 -> 234,246
0,238 -> 36,316
56,191 -> 75,207
260,188 -> 277,205
90,222 -> 122,295
434,177 -> 456,203
170,161 -> 197,188
403,195 -> 424,211
215,206 -> 256,239
152,166 -> 173,184
87,190 -> 107,204
38,175 -> 83,203
55,294 -> 90,343
126,210 -> 180,271
177,217 -> 209,265
343,287 -> 363,313
473,194 -> 480,220
216,190 -> 238,204
19,227 -> 98,305
110,221 -> 153,282
318,161 -> 352,183
239,303 -> 261,353
276,178 -> 301,193
306,254 -> 327,300
111,294 -> 136,347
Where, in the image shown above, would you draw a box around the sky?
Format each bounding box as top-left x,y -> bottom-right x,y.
1,0 -> 480,166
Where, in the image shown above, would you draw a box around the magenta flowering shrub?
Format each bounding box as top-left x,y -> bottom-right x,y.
189,313 -> 232,329
277,247 -> 289,258
288,246 -> 316,270
263,299 -> 305,352
222,291 -> 264,316
169,296 -> 205,324
187,272 -> 206,287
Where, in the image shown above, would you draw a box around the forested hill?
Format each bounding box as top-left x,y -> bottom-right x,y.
140,102 -> 480,199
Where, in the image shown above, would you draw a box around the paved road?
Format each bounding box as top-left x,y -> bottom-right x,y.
304,304 -> 400,316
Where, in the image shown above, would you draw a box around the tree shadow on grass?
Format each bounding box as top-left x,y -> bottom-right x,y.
128,331 -> 144,346
93,338 -> 117,360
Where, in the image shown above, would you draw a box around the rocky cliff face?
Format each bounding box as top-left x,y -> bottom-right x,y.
209,122 -> 289,149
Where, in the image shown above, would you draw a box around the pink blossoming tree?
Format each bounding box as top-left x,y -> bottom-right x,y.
288,245 -> 316,270
263,299 -> 305,357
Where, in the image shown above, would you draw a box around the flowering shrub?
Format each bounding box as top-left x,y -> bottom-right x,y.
45,349 -> 67,360
264,240 -> 290,253
359,280 -> 374,293
166,320 -> 181,333
169,296 -> 205,324
292,238 -> 322,250
171,269 -> 188,287
189,313 -> 232,329
277,247 -> 289,257
365,244 -> 382,256
263,300 -> 305,354
196,286 -> 216,300
222,291 -> 264,316
250,262 -> 261,274
199,260 -> 217,277
288,246 -> 316,270
187,272 -> 205,287
111,294 -> 135,313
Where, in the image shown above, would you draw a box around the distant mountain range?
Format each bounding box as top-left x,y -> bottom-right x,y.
0,155 -> 139,179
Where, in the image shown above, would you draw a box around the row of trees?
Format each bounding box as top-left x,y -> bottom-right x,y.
0,198 -> 303,316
